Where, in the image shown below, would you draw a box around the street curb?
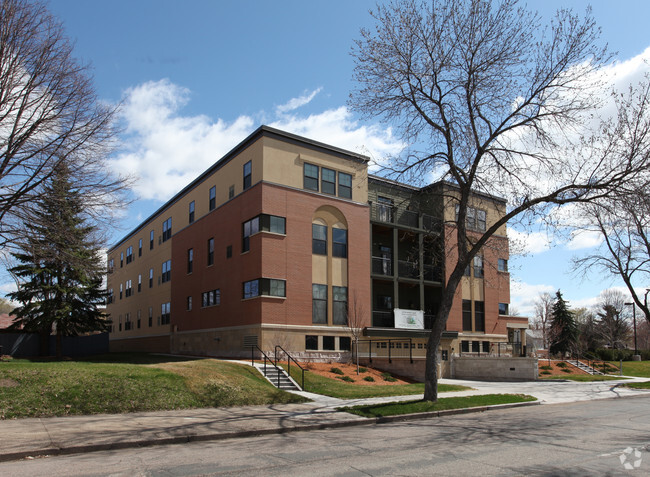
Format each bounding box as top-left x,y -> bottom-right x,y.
0,400 -> 540,463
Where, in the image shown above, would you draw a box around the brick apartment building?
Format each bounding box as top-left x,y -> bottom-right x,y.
106,126 -> 527,378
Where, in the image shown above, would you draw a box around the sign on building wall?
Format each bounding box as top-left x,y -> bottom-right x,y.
394,308 -> 424,329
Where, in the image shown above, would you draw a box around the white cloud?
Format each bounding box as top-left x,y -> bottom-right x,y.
510,281 -> 556,317
275,88 -> 322,114
112,80 -> 405,201
508,228 -> 552,255
565,229 -> 603,251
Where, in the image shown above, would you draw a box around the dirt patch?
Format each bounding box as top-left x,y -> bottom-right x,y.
538,360 -> 587,377
300,362 -> 413,385
0,378 -> 19,388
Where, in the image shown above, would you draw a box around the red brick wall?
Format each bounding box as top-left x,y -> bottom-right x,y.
171,182 -> 371,332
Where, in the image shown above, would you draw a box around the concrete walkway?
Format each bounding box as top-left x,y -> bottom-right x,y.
0,374 -> 648,463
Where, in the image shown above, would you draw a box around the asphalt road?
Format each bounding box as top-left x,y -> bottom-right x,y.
1,395 -> 649,476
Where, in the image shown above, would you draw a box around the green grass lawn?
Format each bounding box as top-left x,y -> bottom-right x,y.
621,381 -> 650,390
0,354 -> 306,419
540,374 -> 626,382
609,360 -> 650,378
341,394 -> 536,418
284,365 -> 471,399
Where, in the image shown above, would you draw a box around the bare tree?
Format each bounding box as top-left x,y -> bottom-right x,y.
573,192 -> 650,326
350,0 -> 650,401
347,290 -> 367,374
0,0 -> 128,249
592,289 -> 631,350
532,292 -> 554,349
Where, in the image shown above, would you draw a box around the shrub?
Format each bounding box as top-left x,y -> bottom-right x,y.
363,376 -> 375,382
556,362 -> 567,368
540,370 -> 552,375
561,368 -> 572,373
359,367 -> 368,373
540,365 -> 552,370
330,367 -> 344,375
338,375 -> 354,382
381,372 -> 397,382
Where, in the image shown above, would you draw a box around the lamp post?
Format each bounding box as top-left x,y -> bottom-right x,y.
625,302 -> 638,357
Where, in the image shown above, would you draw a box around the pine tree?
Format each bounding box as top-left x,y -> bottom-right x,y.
8,162 -> 109,358
549,290 -> 579,357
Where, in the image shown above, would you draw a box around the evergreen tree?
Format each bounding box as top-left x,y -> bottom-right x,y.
549,291 -> 579,357
8,162 -> 109,358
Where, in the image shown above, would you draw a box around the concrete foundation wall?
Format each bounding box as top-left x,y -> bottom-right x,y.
452,356 -> 538,381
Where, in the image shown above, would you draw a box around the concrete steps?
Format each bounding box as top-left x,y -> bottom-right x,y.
572,360 -> 604,375
255,363 -> 301,391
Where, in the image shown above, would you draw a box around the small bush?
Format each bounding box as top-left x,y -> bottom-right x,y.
556,362 -> 568,368
330,367 -> 344,375
338,375 -> 354,382
380,372 -> 397,382
363,376 -> 375,382
561,368 -> 572,373
540,365 -> 552,370
359,367 -> 368,373
540,370 -> 552,375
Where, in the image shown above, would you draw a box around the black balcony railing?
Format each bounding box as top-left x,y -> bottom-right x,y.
372,257 -> 393,276
396,209 -> 418,228
398,260 -> 419,279
372,310 -> 394,328
423,264 -> 442,282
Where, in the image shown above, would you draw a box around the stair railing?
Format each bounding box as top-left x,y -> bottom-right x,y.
251,345 -> 282,388
275,345 -> 305,390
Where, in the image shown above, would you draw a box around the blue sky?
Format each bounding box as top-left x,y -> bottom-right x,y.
3,0 -> 650,316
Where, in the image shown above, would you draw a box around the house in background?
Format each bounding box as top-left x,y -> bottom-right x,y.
105,125 -> 529,379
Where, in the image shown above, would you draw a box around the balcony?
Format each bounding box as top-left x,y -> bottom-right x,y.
372,257 -> 393,276
372,310 -> 394,328
398,260 -> 419,279
423,264 -> 442,282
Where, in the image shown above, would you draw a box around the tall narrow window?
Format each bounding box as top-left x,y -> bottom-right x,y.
150,230 -> 154,250
312,284 -> 327,324
187,296 -> 192,311
338,172 -> 352,199
189,200 -> 195,223
207,238 -> 214,265
304,163 -> 319,191
462,300 -> 472,331
332,228 -> 347,258
243,161 -> 252,190
187,248 -> 193,273
473,255 -> 484,278
138,239 -> 142,257
229,185 -> 235,199
137,274 -> 142,292
312,224 -> 327,255
148,307 -> 153,327
242,217 -> 259,252
120,252 -> 124,267
475,301 -> 485,332
162,217 -> 172,242
321,167 -> 336,195
149,268 -> 153,288
477,209 -> 487,231
377,196 -> 393,222
333,286 -> 347,325
498,258 -> 508,272
161,260 -> 171,283
209,186 -> 216,210
126,246 -> 133,264
161,302 -> 171,325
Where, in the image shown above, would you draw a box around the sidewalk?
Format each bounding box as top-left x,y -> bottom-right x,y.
0,375 -> 647,462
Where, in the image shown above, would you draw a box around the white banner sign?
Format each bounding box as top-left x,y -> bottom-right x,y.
394,308 -> 424,329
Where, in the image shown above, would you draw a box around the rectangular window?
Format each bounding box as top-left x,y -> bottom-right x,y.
332,286 -> 347,325
441,350 -> 449,361
126,246 -> 133,264
226,245 -> 232,258
475,301 -> 485,332
137,274 -> 142,292
321,167 -> 336,195
473,255 -> 484,278
259,214 -> 286,234
339,336 -> 351,351
332,228 -> 347,258
243,279 -> 259,299
150,230 -> 154,250
149,268 -> 153,288
119,283 -> 123,299
187,296 -> 192,311
482,341 -> 490,353
229,185 -> 234,199
242,278 -> 286,299
242,217 -> 259,252
107,258 -> 114,273
120,252 -> 123,268
338,172 -> 352,199
107,289 -> 113,304
148,307 -> 153,327
477,209 -> 486,231
189,200 -> 195,223
461,340 -> 470,353
312,284 -> 327,324
243,160 -> 252,190
462,299 -> 472,331
161,260 -> 171,283
138,239 -> 142,257
125,280 -> 131,298
305,335 -> 318,350
202,290 -> 221,307
161,302 -> 171,325
312,224 -> 327,255
499,303 -> 509,315
207,238 -> 214,265
498,258 -> 508,272
137,310 -> 141,329
209,186 -> 216,210
322,336 -> 335,350
377,196 -> 393,222
472,340 -> 480,353
187,248 -> 193,273
304,163 -> 319,191
124,313 -> 131,331
162,217 -> 172,242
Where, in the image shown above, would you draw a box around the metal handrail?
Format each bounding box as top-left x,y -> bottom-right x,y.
275,345 -> 305,390
251,345 -> 283,388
